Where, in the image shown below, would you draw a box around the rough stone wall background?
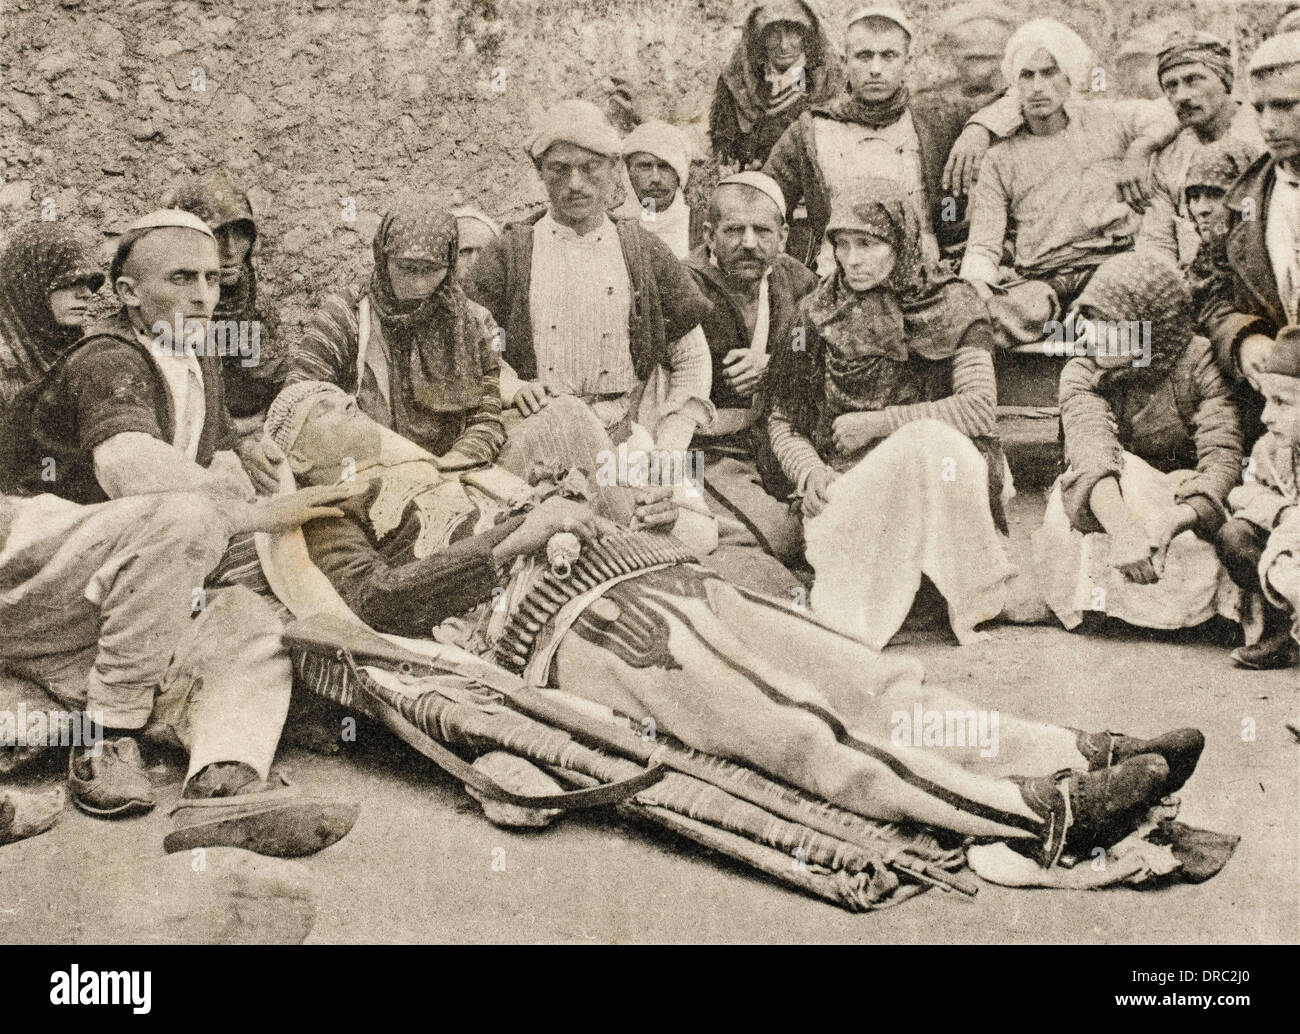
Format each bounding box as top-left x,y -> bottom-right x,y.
0,0 -> 1291,349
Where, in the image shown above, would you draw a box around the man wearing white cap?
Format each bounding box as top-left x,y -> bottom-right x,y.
1203,31 -> 1300,449
614,118 -> 695,259
467,99 -> 714,466
1,209 -> 284,503
762,4 -> 1016,271
684,171 -> 816,593
0,210 -> 359,854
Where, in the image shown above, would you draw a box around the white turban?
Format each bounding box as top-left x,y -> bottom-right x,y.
716,171 -> 787,219
621,119 -> 692,188
528,99 -> 622,161
1002,18 -> 1093,93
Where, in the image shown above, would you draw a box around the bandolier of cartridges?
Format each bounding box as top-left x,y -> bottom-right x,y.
492,532 -> 698,673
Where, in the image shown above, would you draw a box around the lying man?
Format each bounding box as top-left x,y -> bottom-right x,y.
263,379 -> 1207,870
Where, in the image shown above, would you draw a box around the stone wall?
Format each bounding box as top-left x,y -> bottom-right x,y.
0,0 -> 1289,346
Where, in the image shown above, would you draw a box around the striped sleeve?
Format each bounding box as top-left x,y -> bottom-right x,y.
880,345 -> 997,439
768,399 -> 826,495
285,291 -> 361,389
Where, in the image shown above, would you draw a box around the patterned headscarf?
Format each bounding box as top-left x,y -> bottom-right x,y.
1183,137 -> 1260,202
368,195 -> 485,413
163,170 -> 259,324
1157,31 -> 1234,91
0,221 -> 104,406
1073,251 -> 1193,389
721,0 -> 843,134
771,178 -> 991,443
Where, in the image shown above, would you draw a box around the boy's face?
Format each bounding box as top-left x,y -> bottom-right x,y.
1252,65 -> 1300,170
1258,373 -> 1300,449
1186,185 -> 1230,243
832,230 -> 896,292
844,19 -> 910,102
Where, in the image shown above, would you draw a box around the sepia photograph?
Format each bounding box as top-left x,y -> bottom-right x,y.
0,0 -> 1294,994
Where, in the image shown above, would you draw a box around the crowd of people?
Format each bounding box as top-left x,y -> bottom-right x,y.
1,3 -> 1297,894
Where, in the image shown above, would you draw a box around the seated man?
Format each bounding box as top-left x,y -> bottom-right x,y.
0,209 -> 284,501
164,170 -> 289,437
0,485 -> 359,854
1138,32 -> 1262,268
685,172 -> 814,592
614,119 -> 695,258
1218,330 -> 1300,669
468,99 -> 713,464
959,19 -> 1172,345
450,207 -> 501,286
0,210 -> 357,855
264,379 -> 1206,870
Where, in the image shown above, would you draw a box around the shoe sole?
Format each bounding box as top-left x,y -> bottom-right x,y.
70,795 -> 156,819
163,800 -> 359,858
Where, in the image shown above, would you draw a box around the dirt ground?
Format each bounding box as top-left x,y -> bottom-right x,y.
2,481 -> 1296,945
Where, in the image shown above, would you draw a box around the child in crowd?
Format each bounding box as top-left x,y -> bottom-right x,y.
1218,329 -> 1300,669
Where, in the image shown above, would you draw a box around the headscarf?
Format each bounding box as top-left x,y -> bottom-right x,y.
1157,31 -> 1234,91
1183,137 -> 1259,203
528,99 -> 622,161
0,221 -> 105,404
1073,251 -> 1193,390
770,178 -> 989,439
720,1 -> 843,135
451,206 -> 501,241
163,170 -> 259,323
368,195 -> 486,414
1002,18 -> 1093,94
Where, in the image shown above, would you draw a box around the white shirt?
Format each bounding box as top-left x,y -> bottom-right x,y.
138,328 -> 205,460
1266,172 -> 1300,325
529,211 -> 637,402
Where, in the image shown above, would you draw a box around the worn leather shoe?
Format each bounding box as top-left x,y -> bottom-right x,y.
1230,635 -> 1298,671
68,737 -> 155,818
1017,753 -> 1169,868
1074,728 -> 1204,794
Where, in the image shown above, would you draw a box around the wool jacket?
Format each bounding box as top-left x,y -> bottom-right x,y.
465,213 -> 712,384
1058,335 -> 1243,538
0,309 -> 234,503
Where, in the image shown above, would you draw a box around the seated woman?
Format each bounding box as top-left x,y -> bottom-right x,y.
1033,251 -> 1244,631
263,378 -> 1205,870
765,180 -> 1041,650
0,221 -> 104,410
285,196 -> 506,470
165,171 -> 288,436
